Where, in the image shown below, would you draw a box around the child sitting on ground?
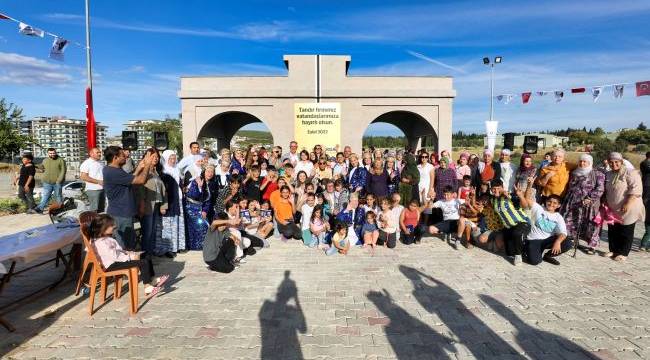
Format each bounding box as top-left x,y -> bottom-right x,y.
400,198 -> 422,245
427,185 -> 463,249
89,214 -> 168,297
362,211 -> 379,251
456,188 -> 482,248
247,199 -> 274,239
326,222 -> 350,256
309,204 -> 329,249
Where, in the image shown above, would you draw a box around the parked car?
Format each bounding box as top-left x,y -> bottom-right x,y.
31,180 -> 85,200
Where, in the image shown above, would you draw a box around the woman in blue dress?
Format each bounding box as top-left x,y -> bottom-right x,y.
185,167 -> 211,250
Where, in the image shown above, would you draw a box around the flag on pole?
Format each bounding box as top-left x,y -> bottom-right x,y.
637,81 -> 650,97
592,87 -> 603,102
0,13 -> 10,20
49,37 -> 69,61
613,84 -> 624,98
86,87 -> 97,149
571,88 -> 586,94
554,91 -> 564,102
522,92 -> 532,104
18,22 -> 45,37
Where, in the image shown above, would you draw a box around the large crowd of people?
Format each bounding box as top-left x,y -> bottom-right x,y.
15,141 -> 650,277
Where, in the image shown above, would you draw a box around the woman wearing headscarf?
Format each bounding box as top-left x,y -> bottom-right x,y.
185,161 -> 211,250
559,154 -> 605,254
385,156 -> 400,195
399,152 -> 420,206
536,149 -> 571,201
471,149 -> 501,189
156,150 -> 186,257
603,152 -> 644,261
433,157 -> 457,201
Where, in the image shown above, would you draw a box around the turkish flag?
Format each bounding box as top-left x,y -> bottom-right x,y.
86,87 -> 97,149
571,88 -> 586,94
522,92 -> 532,104
636,81 -> 650,97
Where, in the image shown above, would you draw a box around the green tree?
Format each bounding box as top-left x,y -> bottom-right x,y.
144,116 -> 184,157
0,99 -> 30,161
638,122 -> 647,131
593,127 -> 605,137
616,129 -> 650,145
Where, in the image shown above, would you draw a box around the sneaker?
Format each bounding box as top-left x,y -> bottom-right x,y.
543,253 -> 561,265
513,255 -> 523,266
263,239 -> 271,248
26,209 -> 38,214
453,239 -> 459,249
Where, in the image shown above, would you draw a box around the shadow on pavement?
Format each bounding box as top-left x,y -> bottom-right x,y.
259,270 -> 306,360
479,294 -> 591,359
366,289 -> 455,359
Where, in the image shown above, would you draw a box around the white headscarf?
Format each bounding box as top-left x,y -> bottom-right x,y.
161,150 -> 180,184
572,154 -> 593,177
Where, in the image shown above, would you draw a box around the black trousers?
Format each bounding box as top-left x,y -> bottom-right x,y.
608,223 -> 636,256
240,229 -> 265,256
206,239 -> 237,273
401,225 -> 424,245
106,258 -> 154,284
377,230 -> 396,248
502,223 -> 530,257
277,221 -> 303,240
524,236 -> 573,265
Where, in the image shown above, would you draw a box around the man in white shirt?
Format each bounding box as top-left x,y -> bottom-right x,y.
499,149 -> 517,193
80,147 -> 105,212
282,141 -> 299,166
177,141 -> 202,176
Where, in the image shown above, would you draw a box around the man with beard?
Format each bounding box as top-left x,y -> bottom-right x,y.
33,148 -> 66,214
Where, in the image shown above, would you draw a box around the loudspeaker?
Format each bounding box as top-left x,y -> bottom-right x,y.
523,136 -> 539,154
153,132 -> 168,151
122,131 -> 138,151
503,132 -> 516,150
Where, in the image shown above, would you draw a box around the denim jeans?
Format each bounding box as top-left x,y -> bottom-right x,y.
86,189 -> 105,212
326,245 -> 339,256
140,211 -> 161,256
113,215 -> 136,250
18,186 -> 36,210
36,182 -> 62,211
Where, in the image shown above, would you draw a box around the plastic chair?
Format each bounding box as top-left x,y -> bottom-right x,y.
76,212 -> 140,315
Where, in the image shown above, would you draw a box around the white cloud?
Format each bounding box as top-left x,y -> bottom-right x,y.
406,50 -> 467,74
114,65 -> 146,74
0,52 -> 73,85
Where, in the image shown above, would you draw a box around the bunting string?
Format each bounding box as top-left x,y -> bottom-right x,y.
0,11 -> 86,61
496,80 -> 650,104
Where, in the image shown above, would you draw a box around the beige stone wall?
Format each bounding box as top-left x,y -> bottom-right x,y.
179,55 -> 455,154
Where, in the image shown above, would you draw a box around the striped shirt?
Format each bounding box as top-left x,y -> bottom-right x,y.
491,196 -> 529,229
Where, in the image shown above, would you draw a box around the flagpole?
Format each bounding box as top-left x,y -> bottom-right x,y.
489,63 -> 494,121
85,0 -> 96,149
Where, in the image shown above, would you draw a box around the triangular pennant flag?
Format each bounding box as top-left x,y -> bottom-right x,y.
18,22 -> 44,37
637,81 -> 650,97
496,95 -> 504,102
522,92 -> 532,104
504,94 -> 513,104
554,90 -> 564,102
614,84 -> 624,98
536,91 -> 548,96
571,88 -> 586,94
592,86 -> 602,102
49,37 -> 69,61
0,13 -> 10,20
497,94 -> 514,105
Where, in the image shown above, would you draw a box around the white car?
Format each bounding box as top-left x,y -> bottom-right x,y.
32,180 -> 85,200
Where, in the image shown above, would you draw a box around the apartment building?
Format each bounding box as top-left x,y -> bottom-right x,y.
124,119 -> 164,160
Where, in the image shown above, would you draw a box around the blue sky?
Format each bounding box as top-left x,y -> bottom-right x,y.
0,0 -> 649,136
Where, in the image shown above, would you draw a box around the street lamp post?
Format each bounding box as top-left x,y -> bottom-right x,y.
483,56 -> 502,121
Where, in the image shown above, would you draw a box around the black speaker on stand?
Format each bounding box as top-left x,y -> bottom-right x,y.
122,131 -> 138,151
503,132 -> 516,150
523,136 -> 539,154
153,132 -> 169,151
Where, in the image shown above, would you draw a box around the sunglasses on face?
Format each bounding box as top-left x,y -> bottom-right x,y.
420,156 -> 428,159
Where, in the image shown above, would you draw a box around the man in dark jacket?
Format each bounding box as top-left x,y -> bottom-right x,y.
203,212 -> 239,273
472,149 -> 502,190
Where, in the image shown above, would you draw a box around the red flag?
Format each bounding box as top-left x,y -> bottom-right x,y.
571,88 -> 586,94
636,81 -> 650,97
522,92 -> 532,104
0,13 -> 10,20
86,87 -> 97,149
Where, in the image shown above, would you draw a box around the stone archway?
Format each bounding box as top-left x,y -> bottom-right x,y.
197,111 -> 273,151
366,111 -> 438,151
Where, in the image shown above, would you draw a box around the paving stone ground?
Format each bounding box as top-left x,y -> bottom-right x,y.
1,221 -> 650,359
